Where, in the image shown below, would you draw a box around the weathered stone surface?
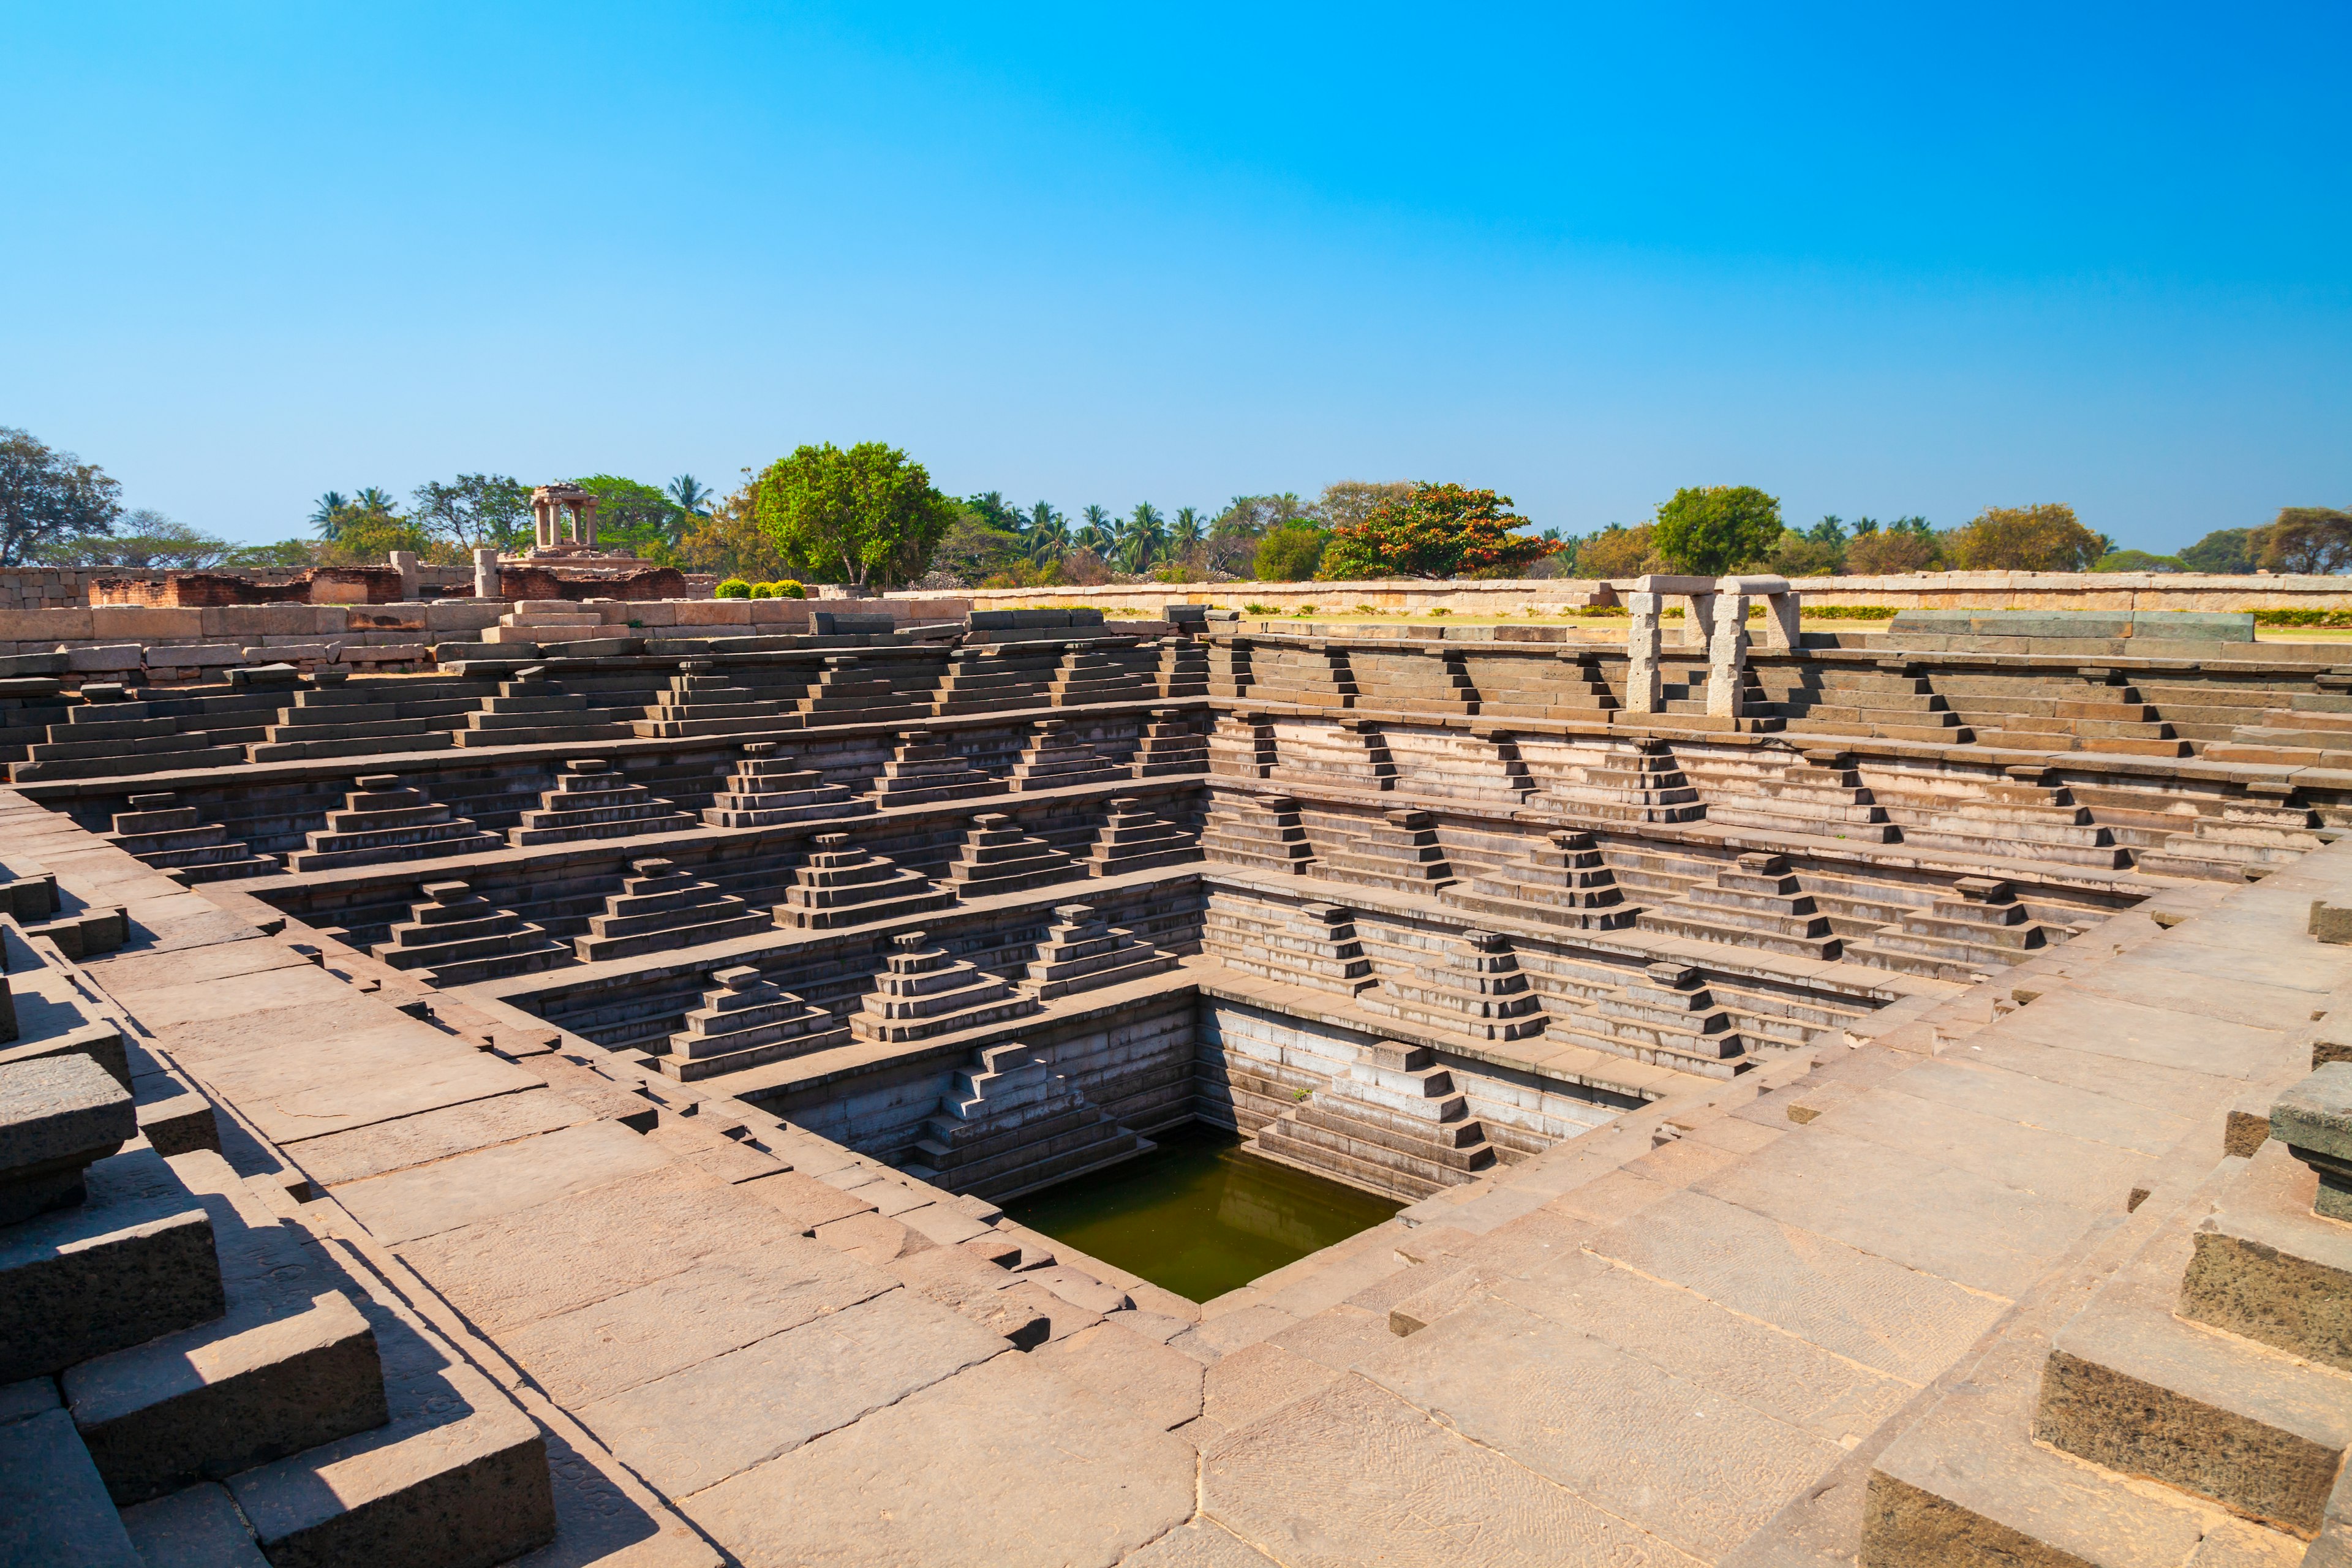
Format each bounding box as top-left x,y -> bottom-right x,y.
683,1353 -> 1196,1566
332,1119 -> 674,1244
1035,1320 -> 1206,1430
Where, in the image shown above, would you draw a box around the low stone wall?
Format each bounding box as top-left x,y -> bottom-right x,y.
891,570 -> 2352,618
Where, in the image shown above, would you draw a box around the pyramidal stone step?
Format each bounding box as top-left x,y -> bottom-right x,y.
1319,807 -> 1455,892
944,813 -> 1085,901
1085,796 -> 1199,876
506,758 -> 695,846
102,793 -> 277,884
454,668 -> 630,748
1845,876 -> 2056,981
281,774 -> 500,872
573,858 -> 771,962
913,1041 -> 1148,1199
1545,738 -> 1705,824
1357,929 -> 1549,1042
246,682 -> 460,762
1637,851 -> 1842,960
1204,898 -> 1374,993
369,881 -> 570,987
1702,750 -> 1899,843
773,833 -> 954,929
1250,1039 -> 1499,1202
628,660 -> 805,739
703,741 -> 877,827
849,932 -> 1041,1044
1202,790 -> 1311,874
872,729 -> 1006,808
1020,904 -> 1178,999
13,690 -> 243,782
1007,719 -> 1124,791
1441,827 -> 1635,930
1133,709 -> 1208,776
1208,714 -> 1278,780
656,964 -> 852,1080
1553,961 -> 1751,1079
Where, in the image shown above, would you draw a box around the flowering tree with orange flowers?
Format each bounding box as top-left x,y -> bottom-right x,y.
1315,483 -> 1561,580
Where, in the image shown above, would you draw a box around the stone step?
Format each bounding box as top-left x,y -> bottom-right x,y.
0,1409 -> 141,1566
1248,1117 -> 1451,1202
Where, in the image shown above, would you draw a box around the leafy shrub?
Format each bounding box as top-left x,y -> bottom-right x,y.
774,579 -> 806,598
1254,526 -> 1327,581
748,582 -> 778,598
715,578 -> 752,599
1427,607 -> 1450,616
1801,604 -> 1901,619
1292,605 -> 1317,616
1354,603 -> 1378,614
1243,602 -> 1278,614
2250,608 -> 2352,627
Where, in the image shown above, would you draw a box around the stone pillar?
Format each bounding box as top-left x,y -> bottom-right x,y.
532,496 -> 553,551
1760,589 -> 1800,650
1624,592 -> 1662,715
473,548 -> 500,600
1708,589 -> 1751,718
578,496 -> 597,551
388,549 -> 420,602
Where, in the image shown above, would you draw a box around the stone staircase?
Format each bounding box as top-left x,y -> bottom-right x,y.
1703,748 -> 1900,843
247,677 -> 466,763
281,773 -> 500,872
1844,875 -> 2058,981
795,654 -> 940,725
453,667 -> 631,748
1202,789 -> 1313,875
101,793 -> 276,884
628,662 -> 805,739
902,1041 -> 1148,1198
1638,851 -> 1844,960
702,741 -> 876,827
1238,641 -> 1357,709
1008,719 -> 1124,791
1045,641 -> 1161,705
2137,784 -> 2334,882
932,644 -> 1060,715
1208,712 -> 1278,780
1357,928 -> 1548,1043
1441,827 -> 1637,930
1348,646 -> 1480,716
653,963 -> 850,1080
1200,895 -> 1375,996
1951,668 -> 2195,757
943,813 -> 1086,901
1892,766 -> 2131,869
1549,960 -> 1752,1078
1271,717 -> 1397,793
572,857 -> 771,962
1132,708 -> 1208,775
1475,648 -> 1618,722
847,933 -> 1041,1044
1249,1039 -> 1500,1202
506,758 -> 695,846
1085,796 -> 1200,875
1774,662 -> 1975,744
1388,731 -> 1537,803
1318,807 -> 1455,894
772,833 -> 953,929
872,729 -> 1006,807
11,686 -> 243,783
1157,636 -> 1210,699
1864,1071 -> 2352,1566
1544,738 -> 1706,824
0,1056 -> 554,1566
369,880 -> 570,986
1020,903 -> 1178,999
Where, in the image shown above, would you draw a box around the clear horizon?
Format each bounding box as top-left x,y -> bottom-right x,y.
4,3 -> 2346,555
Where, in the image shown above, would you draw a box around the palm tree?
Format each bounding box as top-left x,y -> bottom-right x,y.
666,475 -> 714,517
1171,507 -> 1204,557
1077,505 -> 1114,556
353,486 -> 398,514
1117,503 -> 1167,574
310,491 -> 349,540
1025,502 -> 1069,567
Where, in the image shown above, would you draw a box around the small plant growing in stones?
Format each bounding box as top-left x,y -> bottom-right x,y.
1244,602 -> 1277,614
1292,605 -> 1317,616
1427,606 -> 1451,617
1354,603 -> 1378,614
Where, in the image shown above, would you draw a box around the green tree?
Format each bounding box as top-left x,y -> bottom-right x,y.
1845,527 -> 1943,575
2092,548 -> 2185,573
308,491 -> 349,536
1573,524 -> 1657,578
220,539 -> 322,570
1317,483 -> 1559,580
930,504 -> 1022,584
1025,502 -> 1069,568
1254,524 -> 1327,581
322,505 -> 431,564
315,486 -> 395,543
572,475 -> 674,552
2178,527 -> 2257,575
0,428 -> 120,565
1076,505 -> 1115,556
1316,480 -> 1417,530
752,441 -> 958,588
1651,485 -> 1783,575
46,510 -> 229,568
2261,508 -> 2352,575
1117,503 -> 1166,573
411,473 -> 530,552
1947,503 -> 2108,571
1170,507 -> 1205,557
666,474 -> 714,520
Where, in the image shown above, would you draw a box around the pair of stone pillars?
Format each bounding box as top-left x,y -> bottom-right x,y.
1621,573 -> 1800,721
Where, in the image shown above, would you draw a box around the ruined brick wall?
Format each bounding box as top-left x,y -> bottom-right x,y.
497,565 -> 691,602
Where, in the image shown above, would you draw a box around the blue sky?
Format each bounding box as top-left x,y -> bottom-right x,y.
4,2 -> 2346,552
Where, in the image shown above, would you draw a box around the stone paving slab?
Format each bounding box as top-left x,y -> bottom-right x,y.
332,1118 -> 672,1243
500,1234 -> 896,1408
1883,1055 -> 2193,1156
1800,1080 -> 2160,1212
1117,1517 -> 1279,1568
287,1085 -> 594,1186
1204,1372 -> 1703,1567
682,1352 -> 1197,1568
1034,1319 -> 1206,1430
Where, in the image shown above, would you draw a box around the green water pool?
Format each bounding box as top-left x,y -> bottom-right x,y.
1001,1121 -> 1403,1305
